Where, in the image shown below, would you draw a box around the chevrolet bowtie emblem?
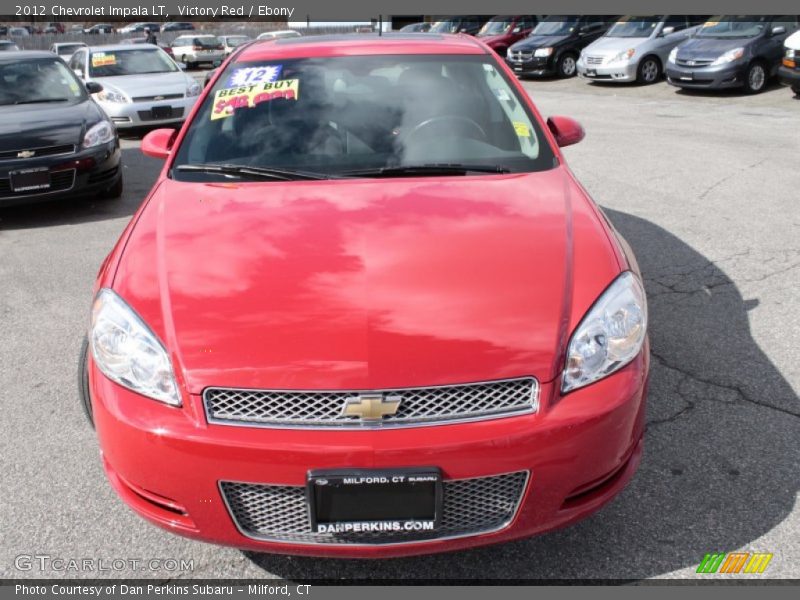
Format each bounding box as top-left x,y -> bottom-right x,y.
17,150 -> 35,158
154,95 -> 165,100
342,393 -> 401,421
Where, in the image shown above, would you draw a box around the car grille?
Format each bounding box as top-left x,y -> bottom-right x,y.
220,471 -> 529,545
0,169 -> 75,198
131,93 -> 184,102
204,377 -> 538,428
585,55 -> 605,65
0,144 -> 75,161
508,50 -> 533,62
675,58 -> 714,67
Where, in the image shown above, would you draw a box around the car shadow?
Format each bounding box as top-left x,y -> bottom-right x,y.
672,79 -> 786,98
0,147 -> 160,231
243,208 -> 799,580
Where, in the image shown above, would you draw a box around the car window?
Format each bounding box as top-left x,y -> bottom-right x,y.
89,48 -> 178,77
607,16 -> 662,38
533,16 -> 581,36
0,58 -> 87,106
772,16 -> 799,32
173,37 -> 188,46
172,54 -> 556,180
697,16 -> 770,39
69,50 -> 86,72
663,15 -> 689,32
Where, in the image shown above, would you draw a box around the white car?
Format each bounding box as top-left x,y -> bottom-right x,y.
50,42 -> 88,64
219,35 -> 251,56
256,30 -> 302,40
67,44 -> 201,129
169,35 -> 225,69
8,27 -> 30,37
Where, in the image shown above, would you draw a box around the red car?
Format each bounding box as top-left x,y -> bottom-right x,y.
476,15 -> 541,57
82,34 -> 650,558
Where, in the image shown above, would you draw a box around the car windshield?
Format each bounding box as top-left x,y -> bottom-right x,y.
606,16 -> 661,38
0,58 -> 86,106
172,54 -> 555,181
532,16 -> 580,36
57,44 -> 85,55
430,20 -> 460,33
478,19 -> 514,35
194,36 -> 222,47
89,48 -> 177,77
225,36 -> 250,47
696,16 -> 770,38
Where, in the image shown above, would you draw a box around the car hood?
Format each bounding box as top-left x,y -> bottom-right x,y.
112,169 -> 622,393
674,36 -> 754,59
93,71 -> 189,97
583,36 -> 650,56
0,99 -> 102,152
511,34 -> 572,51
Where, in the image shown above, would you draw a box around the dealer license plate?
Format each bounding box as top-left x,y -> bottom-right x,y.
307,468 -> 442,535
585,68 -> 597,77
9,167 -> 50,193
151,105 -> 173,119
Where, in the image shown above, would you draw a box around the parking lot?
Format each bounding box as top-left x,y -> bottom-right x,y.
1,68 -> 799,580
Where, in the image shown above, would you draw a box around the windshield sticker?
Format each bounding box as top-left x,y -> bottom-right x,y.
226,65 -> 283,87
513,121 -> 531,137
493,88 -> 511,102
92,53 -> 116,67
703,21 -> 719,27
211,79 -> 299,121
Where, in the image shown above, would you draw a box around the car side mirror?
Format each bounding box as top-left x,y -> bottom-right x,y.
547,116 -> 585,147
771,26 -> 786,35
661,26 -> 675,36
141,128 -> 177,159
85,81 -> 103,94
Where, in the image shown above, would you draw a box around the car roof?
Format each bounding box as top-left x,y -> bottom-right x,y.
0,50 -> 55,61
238,33 -> 486,61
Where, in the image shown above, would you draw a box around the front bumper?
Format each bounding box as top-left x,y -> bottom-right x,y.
97,96 -> 198,129
0,140 -> 120,207
577,59 -> 638,82
665,62 -> 745,89
90,349 -> 649,558
506,55 -> 556,76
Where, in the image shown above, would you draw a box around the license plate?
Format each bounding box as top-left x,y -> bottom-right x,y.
680,74 -> 693,81
585,69 -> 597,77
307,468 -> 442,535
151,105 -> 173,119
514,67 -> 523,71
10,167 -> 50,192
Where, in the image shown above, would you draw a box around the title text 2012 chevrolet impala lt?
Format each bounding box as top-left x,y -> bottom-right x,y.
80,34 -> 650,558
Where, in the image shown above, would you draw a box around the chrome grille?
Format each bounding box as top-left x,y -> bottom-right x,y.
585,55 -> 605,65
676,58 -> 713,67
0,144 -> 75,161
204,377 -> 538,428
131,93 -> 184,102
508,50 -> 533,62
220,471 -> 529,545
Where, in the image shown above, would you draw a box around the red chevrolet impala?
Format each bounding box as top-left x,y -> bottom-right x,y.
81,33 -> 649,558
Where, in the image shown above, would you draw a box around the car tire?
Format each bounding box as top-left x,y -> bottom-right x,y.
99,173 -> 123,200
636,56 -> 661,84
78,336 -> 94,428
743,61 -> 767,94
792,85 -> 800,98
557,53 -> 578,78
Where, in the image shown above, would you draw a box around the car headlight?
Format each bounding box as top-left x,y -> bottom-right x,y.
711,47 -> 744,66
785,48 -> 795,59
186,81 -> 201,97
90,289 -> 181,406
96,88 -> 128,103
562,272 -> 647,393
82,120 -> 115,149
608,48 -> 635,63
668,47 -> 679,64
534,47 -> 553,57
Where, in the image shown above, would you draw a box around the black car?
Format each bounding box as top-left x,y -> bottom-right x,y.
0,52 -> 122,207
666,15 -> 800,93
429,16 -> 491,36
163,22 -> 196,32
506,15 -> 619,78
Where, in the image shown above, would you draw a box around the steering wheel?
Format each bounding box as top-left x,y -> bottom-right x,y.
401,115 -> 488,145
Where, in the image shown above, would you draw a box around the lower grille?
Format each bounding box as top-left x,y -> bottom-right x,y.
220,471 -> 529,545
0,169 -> 75,197
204,377 -> 539,428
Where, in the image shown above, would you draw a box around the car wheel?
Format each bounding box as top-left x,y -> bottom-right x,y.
743,61 -> 767,94
636,56 -> 661,84
792,85 -> 800,98
99,173 -> 123,200
78,336 -> 94,428
557,53 -> 578,78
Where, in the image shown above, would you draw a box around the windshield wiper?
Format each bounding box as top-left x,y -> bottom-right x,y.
175,163 -> 330,181
14,98 -> 69,105
342,164 -> 511,178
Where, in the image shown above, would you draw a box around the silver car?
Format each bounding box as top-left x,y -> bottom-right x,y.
67,44 -> 201,129
219,35 -> 251,56
49,42 -> 88,64
169,35 -> 225,69
577,15 -> 709,83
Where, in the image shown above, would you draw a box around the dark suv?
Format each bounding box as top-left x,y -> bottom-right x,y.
506,15 -> 618,78
666,15 -> 800,93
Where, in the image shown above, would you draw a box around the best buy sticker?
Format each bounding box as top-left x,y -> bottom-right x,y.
211,79 -> 300,120
92,54 -> 116,67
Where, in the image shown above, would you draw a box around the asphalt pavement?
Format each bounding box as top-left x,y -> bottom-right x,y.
1,70 -> 798,580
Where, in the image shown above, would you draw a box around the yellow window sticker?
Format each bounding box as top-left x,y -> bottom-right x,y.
211,79 -> 300,121
513,121 -> 530,137
92,53 -> 116,67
